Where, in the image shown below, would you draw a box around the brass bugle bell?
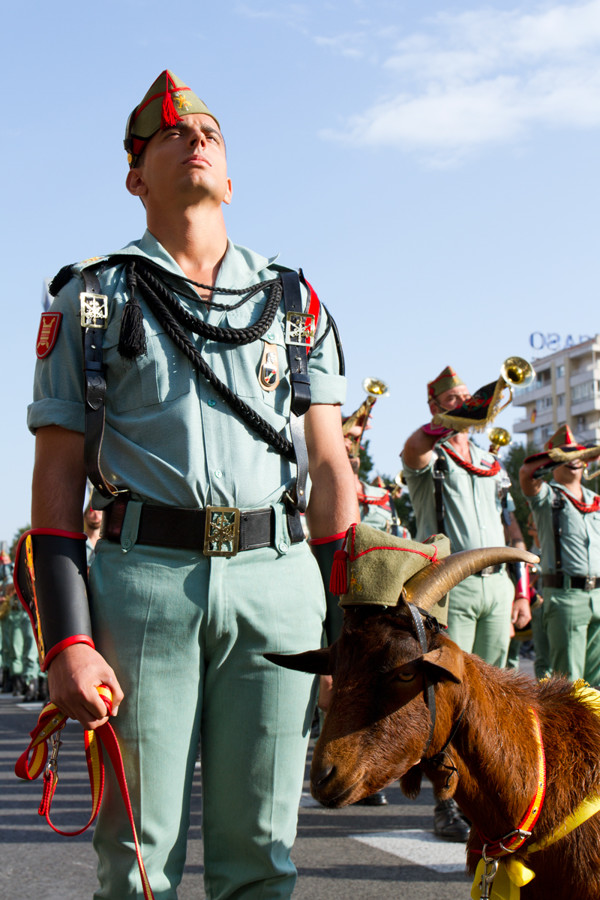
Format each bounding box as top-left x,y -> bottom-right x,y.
494,357 -> 536,417
488,427 -> 511,455
500,357 -> 535,390
343,377 -> 389,457
362,377 -> 389,398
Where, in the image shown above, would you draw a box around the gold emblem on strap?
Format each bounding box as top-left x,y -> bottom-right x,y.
80,292 -> 109,328
285,312 -> 315,347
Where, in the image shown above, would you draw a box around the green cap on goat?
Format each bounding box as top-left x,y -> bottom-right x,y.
331,523 -> 450,611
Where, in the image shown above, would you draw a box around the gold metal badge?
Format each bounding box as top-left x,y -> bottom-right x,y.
203,506 -> 241,557
80,292 -> 109,328
174,92 -> 192,112
285,312 -> 316,347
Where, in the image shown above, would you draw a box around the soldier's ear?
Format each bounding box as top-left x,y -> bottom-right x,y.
126,169 -> 148,199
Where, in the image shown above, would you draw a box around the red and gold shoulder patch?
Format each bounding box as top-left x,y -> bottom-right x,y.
36,312 -> 62,359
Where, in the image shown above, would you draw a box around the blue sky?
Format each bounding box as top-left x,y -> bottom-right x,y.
2,0 -> 599,544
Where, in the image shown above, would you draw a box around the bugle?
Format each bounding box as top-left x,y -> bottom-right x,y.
432,357 -> 535,433
343,377 -> 389,458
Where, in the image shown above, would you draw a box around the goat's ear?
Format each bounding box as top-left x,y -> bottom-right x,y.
421,645 -> 464,684
264,648 -> 332,675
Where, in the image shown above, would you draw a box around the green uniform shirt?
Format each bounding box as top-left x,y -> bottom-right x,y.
402,439 -> 509,551
527,480 -> 600,576
28,231 -> 346,513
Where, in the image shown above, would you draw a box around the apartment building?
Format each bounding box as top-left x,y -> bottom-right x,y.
512,335 -> 600,450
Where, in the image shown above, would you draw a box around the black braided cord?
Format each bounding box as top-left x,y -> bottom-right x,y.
130,260 -> 296,461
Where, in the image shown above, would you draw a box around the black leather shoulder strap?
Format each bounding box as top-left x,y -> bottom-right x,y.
280,270 -> 313,513
433,448 -> 448,536
550,485 -> 565,574
80,266 -> 123,500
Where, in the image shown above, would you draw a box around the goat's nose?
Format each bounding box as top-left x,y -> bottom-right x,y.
312,764 -> 336,788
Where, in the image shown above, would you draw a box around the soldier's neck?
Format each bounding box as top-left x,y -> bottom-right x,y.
555,471 -> 584,501
147,205 -> 229,286
449,431 -> 472,461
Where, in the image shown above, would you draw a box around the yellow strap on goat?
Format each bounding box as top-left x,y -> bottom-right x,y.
470,681 -> 600,900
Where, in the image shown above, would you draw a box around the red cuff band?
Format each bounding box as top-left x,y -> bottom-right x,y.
309,530 -> 351,546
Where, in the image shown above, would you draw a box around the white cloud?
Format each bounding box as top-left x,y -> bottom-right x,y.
321,1 -> 600,163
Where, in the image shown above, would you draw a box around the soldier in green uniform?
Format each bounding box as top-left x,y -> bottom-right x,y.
24,70 -> 358,900
401,365 -> 530,841
520,425 -> 600,685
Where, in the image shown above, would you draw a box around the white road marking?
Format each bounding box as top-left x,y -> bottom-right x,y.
351,829 -> 468,874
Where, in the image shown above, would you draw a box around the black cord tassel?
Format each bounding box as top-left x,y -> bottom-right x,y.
119,262 -> 147,358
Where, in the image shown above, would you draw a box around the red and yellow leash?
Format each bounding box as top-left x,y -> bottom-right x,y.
15,684 -> 154,900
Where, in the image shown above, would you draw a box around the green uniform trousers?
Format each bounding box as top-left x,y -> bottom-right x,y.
89,539 -> 324,900
8,607 -> 39,679
542,586 -> 600,685
446,572 -> 514,667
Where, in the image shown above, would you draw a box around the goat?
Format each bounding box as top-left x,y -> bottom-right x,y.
268,536 -> 600,900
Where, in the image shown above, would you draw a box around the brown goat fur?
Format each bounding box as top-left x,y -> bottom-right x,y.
268,606 -> 600,899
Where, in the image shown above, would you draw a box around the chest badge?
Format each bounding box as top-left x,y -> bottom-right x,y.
259,342 -> 280,391
36,312 -> 62,359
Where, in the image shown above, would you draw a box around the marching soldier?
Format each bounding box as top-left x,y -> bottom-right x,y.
401,365 -> 530,842
520,425 -> 600,685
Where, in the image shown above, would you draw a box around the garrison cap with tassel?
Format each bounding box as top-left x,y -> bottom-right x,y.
330,523 -> 451,623
124,69 -> 220,167
329,524 -> 539,627
427,366 -> 465,402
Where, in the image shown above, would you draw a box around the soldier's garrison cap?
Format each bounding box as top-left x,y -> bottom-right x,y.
427,366 -> 464,402
330,523 -> 450,608
124,70 -> 219,167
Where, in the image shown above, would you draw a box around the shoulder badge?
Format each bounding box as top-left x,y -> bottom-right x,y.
36,312 -> 62,359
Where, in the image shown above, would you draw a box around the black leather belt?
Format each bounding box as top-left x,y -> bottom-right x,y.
102,497 -> 303,557
542,574 -> 600,591
475,564 -> 504,577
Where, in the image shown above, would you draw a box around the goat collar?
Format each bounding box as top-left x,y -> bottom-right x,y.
477,708 -> 546,858
471,708 -> 546,900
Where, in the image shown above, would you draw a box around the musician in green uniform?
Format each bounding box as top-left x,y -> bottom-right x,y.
23,70 -> 358,900
520,425 -> 600,685
401,365 -> 530,841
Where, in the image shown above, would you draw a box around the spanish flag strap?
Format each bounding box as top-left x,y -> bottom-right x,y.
482,708 -> 547,857
14,685 -> 154,900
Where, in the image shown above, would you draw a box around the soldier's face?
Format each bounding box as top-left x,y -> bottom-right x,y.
127,114 -> 232,208
555,461 -> 583,483
433,385 -> 471,413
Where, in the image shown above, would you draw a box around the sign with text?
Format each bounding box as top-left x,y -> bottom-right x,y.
529,333 -> 593,352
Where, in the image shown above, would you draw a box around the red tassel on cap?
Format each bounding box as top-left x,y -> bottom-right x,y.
161,74 -> 182,128
329,549 -> 349,595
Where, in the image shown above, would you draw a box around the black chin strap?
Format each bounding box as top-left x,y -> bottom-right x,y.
405,603 -> 465,785
407,602 -> 437,753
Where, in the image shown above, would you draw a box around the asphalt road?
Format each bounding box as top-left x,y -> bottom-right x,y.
1,659 -> 534,899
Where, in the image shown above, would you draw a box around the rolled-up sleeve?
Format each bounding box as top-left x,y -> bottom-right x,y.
27,278 -> 86,435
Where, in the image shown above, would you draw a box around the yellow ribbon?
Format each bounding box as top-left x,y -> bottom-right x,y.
470,681 -> 600,900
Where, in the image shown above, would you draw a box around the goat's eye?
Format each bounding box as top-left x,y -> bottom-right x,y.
395,669 -> 416,683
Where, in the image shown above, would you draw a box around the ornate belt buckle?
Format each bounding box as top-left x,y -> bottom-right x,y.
585,575 -> 596,592
80,292 -> 109,328
285,312 -> 315,347
203,506 -> 241,557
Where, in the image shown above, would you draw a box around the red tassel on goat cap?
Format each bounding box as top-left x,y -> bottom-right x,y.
329,549 -> 349,595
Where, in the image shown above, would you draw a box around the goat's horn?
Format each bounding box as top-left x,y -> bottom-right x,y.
402,547 -> 539,613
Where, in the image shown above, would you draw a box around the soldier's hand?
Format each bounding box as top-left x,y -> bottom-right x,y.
47,643 -> 124,730
511,595 -> 532,631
